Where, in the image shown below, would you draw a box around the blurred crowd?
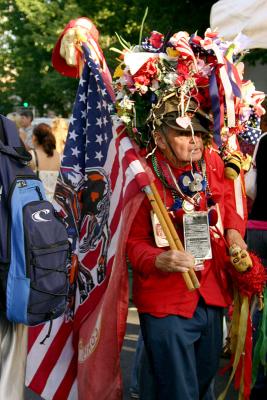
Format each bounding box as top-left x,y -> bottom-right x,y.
6,110 -> 69,155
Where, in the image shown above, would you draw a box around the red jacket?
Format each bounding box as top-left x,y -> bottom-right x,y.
126,148 -> 247,318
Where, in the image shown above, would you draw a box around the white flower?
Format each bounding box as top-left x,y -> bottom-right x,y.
135,83 -> 148,94
163,72 -> 178,85
120,115 -> 132,124
115,91 -> 125,101
119,95 -> 135,110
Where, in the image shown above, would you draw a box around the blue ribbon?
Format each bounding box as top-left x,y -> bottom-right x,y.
226,61 -> 241,98
209,69 -> 222,147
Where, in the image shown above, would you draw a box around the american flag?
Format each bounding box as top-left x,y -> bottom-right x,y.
26,44 -> 151,399
170,32 -> 197,68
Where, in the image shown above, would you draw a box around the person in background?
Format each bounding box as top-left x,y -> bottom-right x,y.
246,106 -> 267,400
29,123 -> 61,202
51,117 -> 69,154
19,109 -> 34,148
6,112 -> 21,130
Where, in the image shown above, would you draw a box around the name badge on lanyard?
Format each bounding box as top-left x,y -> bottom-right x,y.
183,211 -> 212,263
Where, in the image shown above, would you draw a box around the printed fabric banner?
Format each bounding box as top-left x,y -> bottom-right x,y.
26,45 -> 151,399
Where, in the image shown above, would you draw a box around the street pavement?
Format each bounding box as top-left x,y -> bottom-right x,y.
26,306 -> 238,399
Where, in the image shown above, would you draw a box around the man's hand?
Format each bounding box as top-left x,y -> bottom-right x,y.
225,228 -> 247,250
155,250 -> 195,273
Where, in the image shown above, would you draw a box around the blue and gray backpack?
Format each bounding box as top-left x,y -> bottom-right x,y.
0,115 -> 69,327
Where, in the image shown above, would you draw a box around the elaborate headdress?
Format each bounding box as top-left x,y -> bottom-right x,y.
112,29 -> 265,176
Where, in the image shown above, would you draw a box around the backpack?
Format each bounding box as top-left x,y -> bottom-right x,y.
0,115 -> 69,327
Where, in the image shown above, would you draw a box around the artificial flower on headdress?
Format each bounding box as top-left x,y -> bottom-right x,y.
111,27 -> 265,177
142,31 -> 164,52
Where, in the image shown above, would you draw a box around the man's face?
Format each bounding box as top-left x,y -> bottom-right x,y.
157,127 -> 204,166
20,115 -> 31,128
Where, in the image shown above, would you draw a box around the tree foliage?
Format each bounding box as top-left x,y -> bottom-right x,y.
0,0 -> 265,116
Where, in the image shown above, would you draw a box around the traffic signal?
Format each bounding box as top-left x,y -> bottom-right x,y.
23,101 -> 29,108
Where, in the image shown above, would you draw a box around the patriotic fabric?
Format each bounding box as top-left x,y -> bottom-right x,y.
240,111 -> 262,145
26,44 -> 151,400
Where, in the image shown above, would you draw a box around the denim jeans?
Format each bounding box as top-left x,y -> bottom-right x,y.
139,298 -> 223,400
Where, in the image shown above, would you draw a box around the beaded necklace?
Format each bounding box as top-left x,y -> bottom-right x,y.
151,152 -> 213,212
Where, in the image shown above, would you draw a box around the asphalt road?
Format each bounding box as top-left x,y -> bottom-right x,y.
25,306 -> 238,400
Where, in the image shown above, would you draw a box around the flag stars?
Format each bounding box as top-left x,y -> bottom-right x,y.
95,134 -> 103,146
108,104 -> 114,113
73,164 -> 82,173
96,117 -> 103,128
71,147 -> 81,157
69,130 -> 78,141
102,116 -> 108,126
79,77 -> 86,87
69,116 -> 77,125
104,133 -> 109,142
96,101 -> 102,110
79,92 -> 87,103
95,151 -> 104,162
101,88 -> 107,97
81,110 -> 87,119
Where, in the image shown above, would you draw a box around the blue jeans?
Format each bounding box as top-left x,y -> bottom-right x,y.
139,298 -> 223,400
130,331 -> 144,395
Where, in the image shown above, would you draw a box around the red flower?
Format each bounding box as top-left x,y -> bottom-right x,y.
133,75 -> 150,86
133,59 -> 158,86
149,31 -> 164,49
195,91 -> 211,110
145,59 -> 158,75
175,75 -> 185,86
195,76 -> 209,87
177,62 -> 189,78
191,35 -> 203,45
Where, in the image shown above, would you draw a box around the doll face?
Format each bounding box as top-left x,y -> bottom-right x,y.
229,244 -> 252,273
155,128 -> 204,167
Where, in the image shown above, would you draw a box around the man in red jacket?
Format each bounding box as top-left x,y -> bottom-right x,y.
126,96 -> 247,399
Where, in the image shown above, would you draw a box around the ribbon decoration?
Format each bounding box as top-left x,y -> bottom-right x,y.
203,41 -> 236,129
226,60 -> 242,99
218,292 -> 251,400
219,252 -> 266,400
209,68 -> 222,147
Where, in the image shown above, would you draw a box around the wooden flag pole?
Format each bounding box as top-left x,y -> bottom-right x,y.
144,185 -> 196,291
150,182 -> 200,289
